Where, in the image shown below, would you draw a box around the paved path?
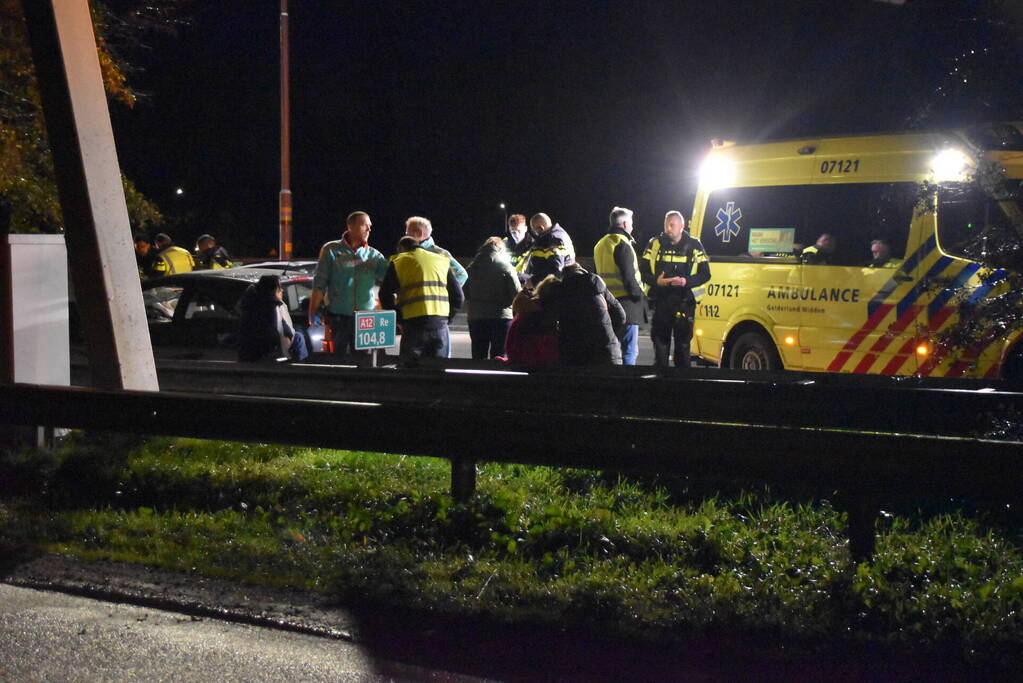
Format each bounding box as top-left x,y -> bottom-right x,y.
0,584 -> 479,682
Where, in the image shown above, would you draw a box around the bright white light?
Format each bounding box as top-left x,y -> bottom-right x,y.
175,187 -> 184,195
499,203 -> 506,210
446,370 -> 531,376
931,149 -> 970,182
698,154 -> 735,191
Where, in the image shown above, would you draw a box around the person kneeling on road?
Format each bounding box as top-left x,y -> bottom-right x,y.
380,236 -> 464,366
237,275 -> 308,362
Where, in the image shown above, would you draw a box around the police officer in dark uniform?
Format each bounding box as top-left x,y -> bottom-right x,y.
642,211 -> 711,368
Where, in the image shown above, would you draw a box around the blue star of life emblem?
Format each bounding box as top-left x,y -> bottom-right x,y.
714,202 -> 742,243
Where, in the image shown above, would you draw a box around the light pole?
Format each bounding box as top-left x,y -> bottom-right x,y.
278,0 -> 292,260
499,203 -> 507,232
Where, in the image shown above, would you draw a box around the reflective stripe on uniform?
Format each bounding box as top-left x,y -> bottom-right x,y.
154,246 -> 194,276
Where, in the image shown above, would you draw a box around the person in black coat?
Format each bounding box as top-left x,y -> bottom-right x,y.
540,264 -> 625,366
236,275 -> 308,362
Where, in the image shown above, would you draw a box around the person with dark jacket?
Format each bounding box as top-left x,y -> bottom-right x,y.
503,213 -> 534,270
642,211 -> 711,368
134,233 -> 157,279
522,213 -> 575,287
593,206 -> 647,365
540,263 -> 625,366
465,236 -> 521,359
236,275 -> 308,362
194,234 -> 235,270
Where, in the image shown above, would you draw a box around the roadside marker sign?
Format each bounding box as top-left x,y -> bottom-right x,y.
354,310 -> 396,350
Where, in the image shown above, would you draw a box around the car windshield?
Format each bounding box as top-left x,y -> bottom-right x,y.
937,181 -> 1023,261
143,285 -> 182,321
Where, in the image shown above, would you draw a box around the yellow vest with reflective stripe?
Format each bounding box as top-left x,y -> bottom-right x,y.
393,248 -> 451,319
594,232 -> 642,299
154,245 -> 194,276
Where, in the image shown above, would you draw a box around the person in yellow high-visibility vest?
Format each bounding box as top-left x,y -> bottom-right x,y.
380,236 -> 464,365
593,206 -> 647,365
150,233 -> 194,278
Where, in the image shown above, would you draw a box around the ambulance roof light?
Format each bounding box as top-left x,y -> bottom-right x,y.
698,154 -> 735,191
931,148 -> 971,182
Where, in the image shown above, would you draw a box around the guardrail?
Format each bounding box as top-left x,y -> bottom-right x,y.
3,376 -> 1022,560
74,357 -> 1023,439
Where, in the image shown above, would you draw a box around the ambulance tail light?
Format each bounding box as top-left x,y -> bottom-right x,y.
916,343 -> 930,357
931,148 -> 971,182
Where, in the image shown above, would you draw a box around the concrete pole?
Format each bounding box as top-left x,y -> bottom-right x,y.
20,0 -> 158,390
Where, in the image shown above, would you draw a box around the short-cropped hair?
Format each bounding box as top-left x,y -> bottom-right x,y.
397,236 -> 420,253
530,213 -> 552,229
610,206 -> 633,228
405,216 -> 432,237
508,213 -> 526,228
346,211 -> 368,225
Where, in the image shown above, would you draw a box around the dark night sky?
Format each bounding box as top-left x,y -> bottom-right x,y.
109,0 -> 1022,258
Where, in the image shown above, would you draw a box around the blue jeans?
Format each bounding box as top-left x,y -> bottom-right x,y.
400,318 -> 450,364
619,324 -> 639,365
288,329 -> 308,361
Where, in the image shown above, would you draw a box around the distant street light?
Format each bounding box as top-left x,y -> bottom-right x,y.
175,187 -> 184,196
499,203 -> 507,232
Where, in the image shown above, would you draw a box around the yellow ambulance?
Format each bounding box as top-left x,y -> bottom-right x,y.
689,123 -> 1023,379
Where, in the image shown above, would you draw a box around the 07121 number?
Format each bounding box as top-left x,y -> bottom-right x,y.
705,283 -> 740,298
819,159 -> 860,174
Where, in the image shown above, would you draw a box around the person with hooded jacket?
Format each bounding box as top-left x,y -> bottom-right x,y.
540,263 -> 625,366
465,236 -> 521,359
522,212 -> 575,287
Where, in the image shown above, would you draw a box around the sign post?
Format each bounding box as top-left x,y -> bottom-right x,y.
354,310 -> 397,367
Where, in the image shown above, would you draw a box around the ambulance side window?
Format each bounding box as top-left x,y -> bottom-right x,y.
804,183 -> 915,266
701,186 -> 806,258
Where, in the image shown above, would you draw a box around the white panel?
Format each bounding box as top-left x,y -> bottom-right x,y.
8,234 -> 70,386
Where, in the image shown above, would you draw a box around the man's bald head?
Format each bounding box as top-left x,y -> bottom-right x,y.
530,213 -> 553,234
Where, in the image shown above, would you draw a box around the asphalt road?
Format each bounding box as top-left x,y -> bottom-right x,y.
447,329 -> 657,366
0,584 -> 478,682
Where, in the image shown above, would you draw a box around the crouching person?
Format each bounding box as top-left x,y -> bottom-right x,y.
237,275 -> 308,362
380,237 -> 464,365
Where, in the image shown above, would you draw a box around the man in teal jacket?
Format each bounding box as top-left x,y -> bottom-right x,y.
308,211 -> 389,355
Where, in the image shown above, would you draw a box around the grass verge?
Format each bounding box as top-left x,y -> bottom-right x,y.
2,433 -> 1023,670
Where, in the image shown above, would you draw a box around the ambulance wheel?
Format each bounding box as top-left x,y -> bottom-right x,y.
729,331 -> 781,371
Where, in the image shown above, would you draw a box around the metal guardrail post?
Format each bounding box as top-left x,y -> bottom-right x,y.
451,458 -> 477,502
845,497 -> 880,562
